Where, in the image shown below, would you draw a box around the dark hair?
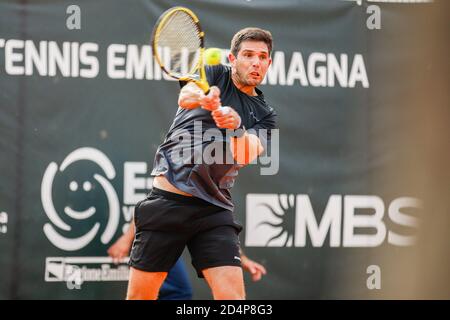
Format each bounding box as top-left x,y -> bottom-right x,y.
230,27 -> 273,57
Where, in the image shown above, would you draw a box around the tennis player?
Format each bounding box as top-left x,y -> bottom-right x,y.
127,27 -> 276,300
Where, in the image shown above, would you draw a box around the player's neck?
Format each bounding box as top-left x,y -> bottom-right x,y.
232,74 -> 257,96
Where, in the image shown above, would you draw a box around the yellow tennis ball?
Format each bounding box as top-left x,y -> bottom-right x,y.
204,47 -> 222,65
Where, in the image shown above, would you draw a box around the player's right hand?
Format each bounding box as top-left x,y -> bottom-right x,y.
200,86 -> 221,111
178,83 -> 221,111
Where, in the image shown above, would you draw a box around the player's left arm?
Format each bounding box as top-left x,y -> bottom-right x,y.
211,107 -> 260,164
212,108 -> 276,165
230,132 -> 264,165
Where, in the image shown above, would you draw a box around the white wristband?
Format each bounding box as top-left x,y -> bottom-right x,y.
219,106 -> 230,115
236,114 -> 242,128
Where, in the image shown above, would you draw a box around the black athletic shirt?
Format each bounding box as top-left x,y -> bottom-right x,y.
151,64 -> 277,211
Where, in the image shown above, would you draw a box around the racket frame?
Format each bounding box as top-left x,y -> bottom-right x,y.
151,6 -> 210,93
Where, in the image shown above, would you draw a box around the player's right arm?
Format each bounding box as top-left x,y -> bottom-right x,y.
178,82 -> 221,110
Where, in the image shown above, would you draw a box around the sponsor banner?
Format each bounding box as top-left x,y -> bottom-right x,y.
245,194 -> 420,248
0,0 -> 447,299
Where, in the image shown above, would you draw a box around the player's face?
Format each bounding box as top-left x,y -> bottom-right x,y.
230,41 -> 271,87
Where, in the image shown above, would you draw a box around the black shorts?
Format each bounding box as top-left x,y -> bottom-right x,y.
129,188 -> 243,277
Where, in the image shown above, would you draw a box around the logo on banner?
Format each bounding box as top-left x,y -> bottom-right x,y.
41,147 -> 120,251
245,194 -> 421,248
41,147 -> 153,287
245,194 -> 296,247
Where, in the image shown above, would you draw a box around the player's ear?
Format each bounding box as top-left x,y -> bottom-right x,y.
228,52 -> 236,65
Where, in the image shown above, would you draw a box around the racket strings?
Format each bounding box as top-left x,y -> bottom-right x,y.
157,11 -> 201,77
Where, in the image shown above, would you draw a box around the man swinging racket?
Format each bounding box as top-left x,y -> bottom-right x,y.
127,20 -> 277,300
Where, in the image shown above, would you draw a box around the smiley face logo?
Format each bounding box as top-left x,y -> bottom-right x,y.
41,147 -> 120,251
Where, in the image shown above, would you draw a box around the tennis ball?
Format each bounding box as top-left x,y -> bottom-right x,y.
204,47 -> 222,65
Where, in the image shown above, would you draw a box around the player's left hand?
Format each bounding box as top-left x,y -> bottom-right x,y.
200,86 -> 221,111
241,255 -> 267,282
211,106 -> 241,130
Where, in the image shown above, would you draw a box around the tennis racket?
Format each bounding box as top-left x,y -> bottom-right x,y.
151,6 -> 211,93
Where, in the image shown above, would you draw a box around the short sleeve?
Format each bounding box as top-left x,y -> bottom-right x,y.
179,64 -> 227,89
205,64 -> 227,86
